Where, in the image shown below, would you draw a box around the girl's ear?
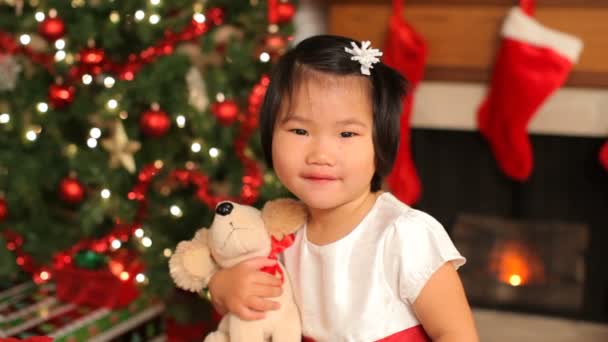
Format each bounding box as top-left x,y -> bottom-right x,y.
262,198 -> 308,239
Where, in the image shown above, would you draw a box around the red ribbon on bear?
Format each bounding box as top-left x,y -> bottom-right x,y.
260,233 -> 295,284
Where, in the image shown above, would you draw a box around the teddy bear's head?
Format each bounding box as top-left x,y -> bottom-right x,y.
169,198 -> 307,292
209,201 -> 272,268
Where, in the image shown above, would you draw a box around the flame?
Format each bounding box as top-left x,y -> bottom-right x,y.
509,274 -> 522,286
489,240 -> 545,286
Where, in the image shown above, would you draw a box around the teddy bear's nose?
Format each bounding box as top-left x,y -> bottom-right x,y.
216,202 -> 234,216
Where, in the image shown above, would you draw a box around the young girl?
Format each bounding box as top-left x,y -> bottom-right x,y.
208,35 -> 478,342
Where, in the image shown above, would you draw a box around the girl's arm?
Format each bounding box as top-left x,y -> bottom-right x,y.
207,257 -> 283,321
413,263 -> 479,342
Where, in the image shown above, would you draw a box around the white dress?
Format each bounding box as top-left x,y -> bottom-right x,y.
282,192 -> 466,342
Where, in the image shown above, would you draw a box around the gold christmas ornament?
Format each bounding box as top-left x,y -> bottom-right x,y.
101,121 -> 141,173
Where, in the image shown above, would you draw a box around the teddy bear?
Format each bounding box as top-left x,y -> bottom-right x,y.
169,198 -> 307,342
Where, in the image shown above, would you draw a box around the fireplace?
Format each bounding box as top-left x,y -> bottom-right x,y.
452,214 -> 588,315
411,128 -> 608,322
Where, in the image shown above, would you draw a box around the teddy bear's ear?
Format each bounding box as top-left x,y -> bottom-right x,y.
262,198 -> 307,239
169,228 -> 218,293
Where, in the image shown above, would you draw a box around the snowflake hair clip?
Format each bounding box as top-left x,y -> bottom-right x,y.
344,41 -> 383,76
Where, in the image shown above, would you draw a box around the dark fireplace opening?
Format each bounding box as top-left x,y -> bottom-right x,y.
411,128 -> 608,322
452,214 -> 587,315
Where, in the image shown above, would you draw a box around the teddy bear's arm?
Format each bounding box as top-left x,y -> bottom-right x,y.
169,228 -> 218,293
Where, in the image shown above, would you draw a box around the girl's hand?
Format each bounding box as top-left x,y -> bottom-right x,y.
207,257 -> 283,321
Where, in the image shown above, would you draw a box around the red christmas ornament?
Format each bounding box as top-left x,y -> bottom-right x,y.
79,47 -> 105,69
211,100 -> 239,126
207,7 -> 225,26
59,177 -> 85,204
277,2 -> 296,23
140,108 -> 171,137
264,34 -> 288,52
38,17 -> 66,42
261,34 -> 288,61
48,83 -> 76,108
0,197 -> 7,222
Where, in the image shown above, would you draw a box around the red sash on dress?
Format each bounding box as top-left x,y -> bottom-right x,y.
302,324 -> 431,342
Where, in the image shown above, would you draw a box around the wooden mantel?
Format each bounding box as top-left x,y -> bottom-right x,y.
328,0 -> 608,87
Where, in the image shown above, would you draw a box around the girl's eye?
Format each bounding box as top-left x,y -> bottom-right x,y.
340,132 -> 357,138
289,128 -> 308,136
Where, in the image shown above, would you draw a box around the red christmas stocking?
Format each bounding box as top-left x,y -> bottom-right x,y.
384,0 -> 427,205
600,142 -> 608,172
477,1 -> 583,181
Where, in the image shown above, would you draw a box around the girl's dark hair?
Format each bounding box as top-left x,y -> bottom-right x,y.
259,34 -> 408,192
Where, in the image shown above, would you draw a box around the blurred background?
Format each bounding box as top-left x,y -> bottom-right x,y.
1,0 -> 607,341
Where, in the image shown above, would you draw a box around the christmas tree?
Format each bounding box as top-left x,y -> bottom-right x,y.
0,0 -> 294,327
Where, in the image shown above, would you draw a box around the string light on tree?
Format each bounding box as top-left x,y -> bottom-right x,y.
25,129 -> 37,141
209,147 -> 220,158
101,188 -> 111,199
134,10 -> 145,21
176,115 -> 186,128
191,142 -> 201,153
36,102 -> 48,113
134,228 -> 144,238
90,127 -> 101,139
19,34 -> 31,45
170,205 -> 183,217
54,39 -> 65,50
111,239 -> 122,250
87,138 -> 97,148
141,237 -> 152,248
163,248 -> 172,258
259,52 -> 271,63
82,74 -> 93,85
135,273 -> 146,283
35,12 -> 45,22
149,14 -> 161,25
109,11 -> 120,23
0,113 -> 9,124
103,76 -> 115,88
193,13 -> 205,23
54,50 -> 66,62
37,269 -> 51,283
107,99 -> 118,110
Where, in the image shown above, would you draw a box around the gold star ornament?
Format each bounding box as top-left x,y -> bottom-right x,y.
101,121 -> 141,173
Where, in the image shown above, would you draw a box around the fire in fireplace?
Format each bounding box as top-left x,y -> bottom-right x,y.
452,214 -> 588,315
488,240 -> 546,287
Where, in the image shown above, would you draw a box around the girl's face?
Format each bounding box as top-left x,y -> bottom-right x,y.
271,72 -> 376,211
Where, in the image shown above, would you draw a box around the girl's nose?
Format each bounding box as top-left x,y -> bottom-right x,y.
305,138 -> 335,166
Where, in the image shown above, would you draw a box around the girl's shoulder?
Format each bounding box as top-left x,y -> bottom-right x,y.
380,193 -> 466,304
376,192 -> 443,234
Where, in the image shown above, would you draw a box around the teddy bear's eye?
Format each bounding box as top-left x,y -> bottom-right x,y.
216,202 -> 234,216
